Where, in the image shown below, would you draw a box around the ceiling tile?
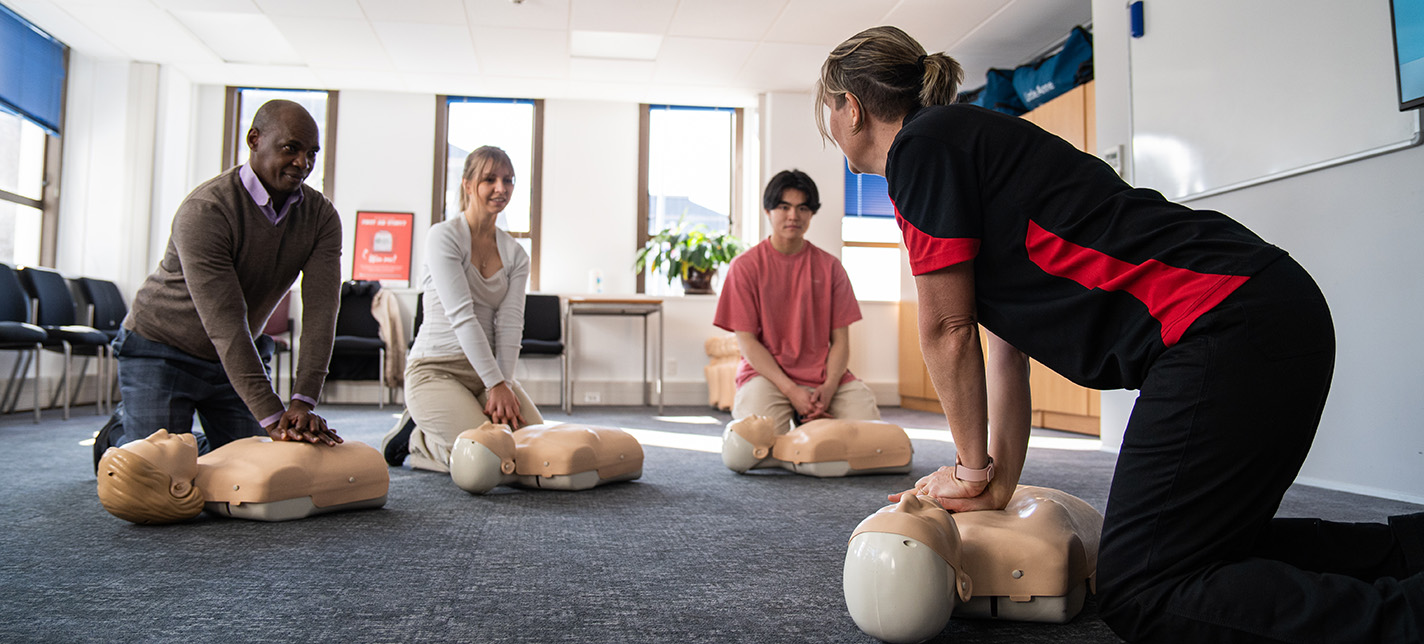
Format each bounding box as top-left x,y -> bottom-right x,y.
653,37 -> 757,86
176,61 -> 322,88
569,0 -> 676,34
569,30 -> 662,60
881,0 -> 1009,53
739,41 -> 830,93
313,66 -> 409,90
172,10 -> 301,65
462,0 -> 569,30
372,21 -> 478,73
568,57 -> 654,82
254,0 -> 364,18
763,0 -> 901,46
70,4 -> 223,65
152,0 -> 261,12
272,16 -> 392,69
666,0 -> 785,41
471,26 -> 568,79
359,0 -> 465,24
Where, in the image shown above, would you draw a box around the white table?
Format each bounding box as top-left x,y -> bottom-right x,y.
562,296 -> 664,414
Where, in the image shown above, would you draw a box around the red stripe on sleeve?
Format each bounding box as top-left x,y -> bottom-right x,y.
894,206 -> 980,276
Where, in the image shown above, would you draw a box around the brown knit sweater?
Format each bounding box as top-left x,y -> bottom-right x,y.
125,166 -> 343,424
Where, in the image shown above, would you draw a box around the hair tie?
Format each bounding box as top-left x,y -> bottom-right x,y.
916,54 -> 927,69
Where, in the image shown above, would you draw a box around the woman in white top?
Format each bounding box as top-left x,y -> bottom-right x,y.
398,146 -> 544,472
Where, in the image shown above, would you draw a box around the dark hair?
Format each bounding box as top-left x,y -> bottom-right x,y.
762,169 -> 821,213
815,26 -> 964,139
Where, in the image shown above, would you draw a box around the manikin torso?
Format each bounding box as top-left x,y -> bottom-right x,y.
722,416 -> 913,477
449,422 -> 644,493
197,436 -> 390,521
843,486 -> 1104,644
97,429 -> 389,524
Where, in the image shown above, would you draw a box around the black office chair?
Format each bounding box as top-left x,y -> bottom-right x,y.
520,293 -> 566,412
17,266 -> 110,419
0,263 -> 47,423
75,277 -> 127,411
327,280 -> 387,407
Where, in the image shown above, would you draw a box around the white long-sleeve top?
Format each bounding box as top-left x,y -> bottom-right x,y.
408,216 -> 528,388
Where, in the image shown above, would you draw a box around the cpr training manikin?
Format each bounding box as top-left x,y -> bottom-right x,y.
722,415 -> 913,477
97,429 -> 389,524
449,422 -> 644,494
843,486 -> 1104,643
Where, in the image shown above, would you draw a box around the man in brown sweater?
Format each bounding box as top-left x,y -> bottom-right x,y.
95,99 -> 343,465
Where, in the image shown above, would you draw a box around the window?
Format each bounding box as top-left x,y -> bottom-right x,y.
222,87 -> 337,196
638,104 -> 743,295
842,160 -> 900,301
433,96 -> 543,289
0,4 -> 66,267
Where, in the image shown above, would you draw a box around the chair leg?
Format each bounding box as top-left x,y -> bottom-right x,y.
33,344 -> 41,423
1,352 -> 23,414
377,348 -> 386,409
69,356 -> 95,415
560,352 -> 569,412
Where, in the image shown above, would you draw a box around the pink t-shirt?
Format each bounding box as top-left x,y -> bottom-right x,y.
713,239 -> 863,388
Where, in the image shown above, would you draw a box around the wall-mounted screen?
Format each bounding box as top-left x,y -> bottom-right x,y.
1392,0 -> 1424,111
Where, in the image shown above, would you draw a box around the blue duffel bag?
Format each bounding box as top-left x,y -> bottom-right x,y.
965,67 -> 1027,115
1012,26 -> 1093,110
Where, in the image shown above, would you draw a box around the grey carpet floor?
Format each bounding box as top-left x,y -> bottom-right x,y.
1,404 -> 1419,643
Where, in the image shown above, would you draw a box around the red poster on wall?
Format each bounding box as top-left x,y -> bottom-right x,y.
352,211 -> 414,285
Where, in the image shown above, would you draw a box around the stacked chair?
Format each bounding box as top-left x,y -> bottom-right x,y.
17,266 -> 110,420
0,263 -> 46,423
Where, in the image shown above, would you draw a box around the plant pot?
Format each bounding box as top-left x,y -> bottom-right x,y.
681,268 -> 716,294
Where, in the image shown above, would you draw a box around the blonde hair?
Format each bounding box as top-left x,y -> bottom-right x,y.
815,26 -> 964,141
457,145 -> 514,212
97,448 -> 204,525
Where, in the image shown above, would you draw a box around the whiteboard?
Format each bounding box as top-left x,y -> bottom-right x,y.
1129,0 -> 1420,201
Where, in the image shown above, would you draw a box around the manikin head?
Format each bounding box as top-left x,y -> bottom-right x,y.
96,429 -> 204,525
449,423 -> 517,494
844,493 -> 972,644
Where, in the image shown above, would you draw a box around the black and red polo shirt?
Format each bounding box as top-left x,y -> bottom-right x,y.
888,105 -> 1285,390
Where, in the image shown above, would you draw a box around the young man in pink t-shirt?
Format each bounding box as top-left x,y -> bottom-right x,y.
713,169 -> 880,431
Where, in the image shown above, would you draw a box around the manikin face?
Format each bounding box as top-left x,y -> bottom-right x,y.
463,161 -> 515,216
767,187 -> 816,247
246,109 -> 320,200
120,429 -> 199,496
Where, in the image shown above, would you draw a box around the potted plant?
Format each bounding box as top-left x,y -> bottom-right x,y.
635,221 -> 747,294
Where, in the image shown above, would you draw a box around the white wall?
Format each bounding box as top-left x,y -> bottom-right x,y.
1092,0 -> 1424,503
11,72 -> 903,412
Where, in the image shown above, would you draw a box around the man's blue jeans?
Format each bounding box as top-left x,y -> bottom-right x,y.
104,327 -> 270,453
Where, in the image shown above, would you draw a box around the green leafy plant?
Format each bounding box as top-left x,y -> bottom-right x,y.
635,220 -> 747,292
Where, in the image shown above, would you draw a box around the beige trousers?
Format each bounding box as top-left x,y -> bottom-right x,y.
404,356 -> 543,473
731,375 -> 880,433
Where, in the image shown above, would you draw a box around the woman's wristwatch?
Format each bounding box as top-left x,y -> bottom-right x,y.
953,455 -> 995,483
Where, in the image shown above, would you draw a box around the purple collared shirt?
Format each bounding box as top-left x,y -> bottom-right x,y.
239,163 -> 305,226
240,164 -> 319,425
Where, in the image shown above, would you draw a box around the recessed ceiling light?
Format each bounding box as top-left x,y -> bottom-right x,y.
569,30 -> 662,61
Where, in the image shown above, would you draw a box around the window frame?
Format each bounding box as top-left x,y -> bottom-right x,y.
636,103 -> 744,295
0,57 -> 66,268
841,159 -> 901,301
221,87 -> 339,198
430,95 -> 544,291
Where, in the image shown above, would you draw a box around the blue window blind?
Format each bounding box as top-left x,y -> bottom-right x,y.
447,96 -> 535,105
648,104 -> 735,113
844,159 -> 894,217
0,4 -> 66,135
